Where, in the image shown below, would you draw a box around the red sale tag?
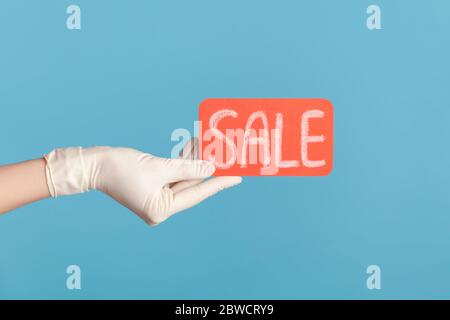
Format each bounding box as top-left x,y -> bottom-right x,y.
198,98 -> 333,176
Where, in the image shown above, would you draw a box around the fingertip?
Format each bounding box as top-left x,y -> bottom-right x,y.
217,176 -> 243,189
230,176 -> 243,186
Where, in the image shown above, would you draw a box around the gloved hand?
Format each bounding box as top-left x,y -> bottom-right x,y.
44,143 -> 242,225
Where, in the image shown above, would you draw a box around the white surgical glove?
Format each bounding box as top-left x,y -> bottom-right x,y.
44,144 -> 242,225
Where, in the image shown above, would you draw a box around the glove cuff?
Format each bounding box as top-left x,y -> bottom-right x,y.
44,147 -> 89,197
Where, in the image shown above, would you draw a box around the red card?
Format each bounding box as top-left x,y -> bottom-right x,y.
198,98 -> 333,176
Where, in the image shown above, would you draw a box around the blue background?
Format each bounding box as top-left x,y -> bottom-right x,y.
1,0 -> 450,299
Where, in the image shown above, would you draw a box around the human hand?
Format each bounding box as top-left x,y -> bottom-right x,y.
44,143 -> 242,225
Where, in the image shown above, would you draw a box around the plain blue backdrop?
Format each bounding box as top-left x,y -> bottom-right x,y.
1,0 -> 450,299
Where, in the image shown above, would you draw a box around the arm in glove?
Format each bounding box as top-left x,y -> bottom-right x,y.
44,146 -> 242,225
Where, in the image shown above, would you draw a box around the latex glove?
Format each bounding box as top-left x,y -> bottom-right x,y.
44,145 -> 242,225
